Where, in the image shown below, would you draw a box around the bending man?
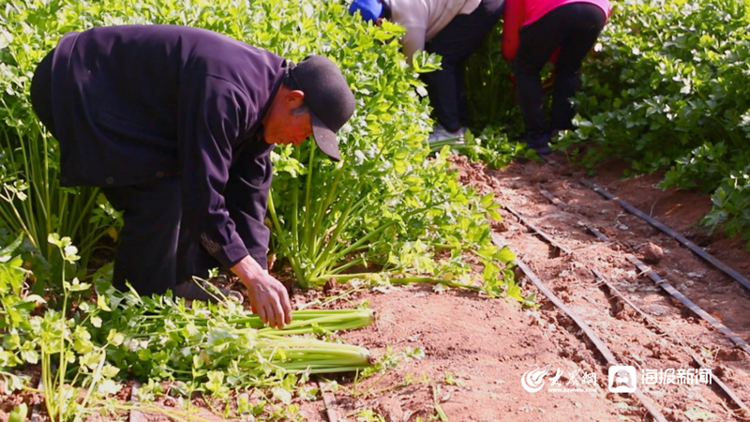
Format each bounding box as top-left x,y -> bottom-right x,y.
30,25 -> 355,328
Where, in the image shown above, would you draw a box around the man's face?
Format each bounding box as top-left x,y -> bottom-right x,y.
262,87 -> 313,146
263,108 -> 313,146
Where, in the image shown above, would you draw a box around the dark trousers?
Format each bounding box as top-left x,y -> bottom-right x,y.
101,180 -> 219,295
514,2 -> 606,137
30,52 -> 217,295
422,0 -> 505,132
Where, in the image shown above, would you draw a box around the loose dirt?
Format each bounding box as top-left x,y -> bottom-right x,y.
293,152 -> 750,422
4,151 -> 750,422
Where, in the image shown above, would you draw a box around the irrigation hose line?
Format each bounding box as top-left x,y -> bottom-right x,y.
509,185 -> 750,412
625,254 -> 750,356
503,205 -> 573,255
509,255 -> 669,422
580,179 -> 750,292
538,189 -> 568,209
502,187 -> 750,415
533,185 -> 750,355
592,269 -> 750,414
538,189 -> 609,241
317,376 -> 339,422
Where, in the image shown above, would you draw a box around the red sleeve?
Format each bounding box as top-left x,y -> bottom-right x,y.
502,0 -> 526,62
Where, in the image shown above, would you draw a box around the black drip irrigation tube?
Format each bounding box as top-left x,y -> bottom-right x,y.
538,188 -> 568,210
592,269 -> 750,416
498,187 -> 750,416
317,377 -> 339,422
626,254 -> 750,356
537,187 -> 750,355
580,179 -> 750,292
504,251 -> 668,422
504,204 -> 573,255
538,189 -> 609,241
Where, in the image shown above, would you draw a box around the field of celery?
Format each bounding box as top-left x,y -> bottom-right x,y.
0,0 -> 519,420
3,0 -> 750,419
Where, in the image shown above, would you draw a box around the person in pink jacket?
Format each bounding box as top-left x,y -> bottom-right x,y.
502,0 -> 610,154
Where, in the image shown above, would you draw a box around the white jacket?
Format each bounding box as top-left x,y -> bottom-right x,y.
391,0 -> 482,60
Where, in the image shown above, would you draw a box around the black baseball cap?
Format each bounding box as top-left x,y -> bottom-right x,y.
289,55 -> 355,161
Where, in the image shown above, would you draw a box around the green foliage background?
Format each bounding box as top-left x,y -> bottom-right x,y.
564,0 -> 750,245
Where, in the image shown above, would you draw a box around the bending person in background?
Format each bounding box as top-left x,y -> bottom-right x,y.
30,25 -> 355,328
502,0 -> 610,155
349,0 -> 505,144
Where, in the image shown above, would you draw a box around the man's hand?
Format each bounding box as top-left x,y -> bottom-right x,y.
230,255 -> 292,328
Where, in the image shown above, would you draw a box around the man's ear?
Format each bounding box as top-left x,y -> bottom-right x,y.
286,90 -> 305,108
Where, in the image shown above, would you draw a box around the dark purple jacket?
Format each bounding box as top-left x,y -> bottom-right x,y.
49,25 -> 288,269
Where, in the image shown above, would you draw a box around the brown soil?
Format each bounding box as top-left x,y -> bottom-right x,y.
4,151 -> 750,422
305,153 -> 750,422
